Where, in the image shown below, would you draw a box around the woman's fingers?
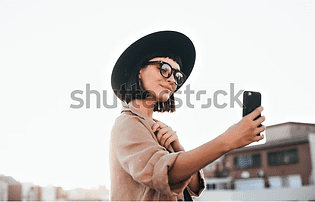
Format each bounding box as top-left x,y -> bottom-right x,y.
254,115 -> 266,127
157,130 -> 175,148
156,126 -> 173,142
155,126 -> 168,141
164,135 -> 176,149
160,131 -> 172,146
153,124 -> 178,149
152,122 -> 165,133
159,131 -> 177,150
252,134 -> 264,142
247,106 -> 264,120
246,107 -> 266,136
254,124 -> 266,135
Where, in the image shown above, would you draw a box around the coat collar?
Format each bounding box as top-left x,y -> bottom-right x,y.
121,105 -> 159,123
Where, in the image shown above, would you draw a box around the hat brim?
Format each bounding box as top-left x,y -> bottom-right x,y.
111,30 -> 196,100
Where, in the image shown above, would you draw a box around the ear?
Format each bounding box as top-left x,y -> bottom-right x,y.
138,69 -> 142,79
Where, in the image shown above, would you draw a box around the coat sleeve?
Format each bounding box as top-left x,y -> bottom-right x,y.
186,169 -> 206,198
111,115 -> 191,197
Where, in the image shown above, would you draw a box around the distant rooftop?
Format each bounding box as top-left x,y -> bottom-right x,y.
228,122 -> 315,154
0,175 -> 21,185
267,121 -> 315,128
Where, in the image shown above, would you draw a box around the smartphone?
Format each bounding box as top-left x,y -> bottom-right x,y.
243,91 -> 261,126
242,91 -> 265,145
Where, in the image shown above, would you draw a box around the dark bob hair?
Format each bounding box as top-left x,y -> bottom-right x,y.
118,51 -> 182,113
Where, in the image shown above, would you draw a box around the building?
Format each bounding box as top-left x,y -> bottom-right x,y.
22,182 -> 34,201
0,176 -> 43,201
226,122 -> 314,186
41,185 -> 56,201
8,184 -> 22,201
26,185 -> 42,201
55,186 -> 68,200
0,175 -> 22,201
0,179 -> 8,201
198,122 -> 315,200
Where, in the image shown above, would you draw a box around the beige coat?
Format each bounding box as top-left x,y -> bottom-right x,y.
110,105 -> 205,201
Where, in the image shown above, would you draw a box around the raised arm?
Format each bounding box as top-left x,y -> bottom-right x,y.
168,106 -> 266,184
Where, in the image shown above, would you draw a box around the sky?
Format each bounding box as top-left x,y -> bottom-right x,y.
0,0 -> 314,190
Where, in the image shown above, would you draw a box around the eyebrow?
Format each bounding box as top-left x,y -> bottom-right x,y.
148,60 -> 181,70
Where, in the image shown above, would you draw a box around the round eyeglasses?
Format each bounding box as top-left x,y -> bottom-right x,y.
143,61 -> 186,86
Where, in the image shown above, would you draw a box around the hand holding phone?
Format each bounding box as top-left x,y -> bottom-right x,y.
222,98 -> 265,149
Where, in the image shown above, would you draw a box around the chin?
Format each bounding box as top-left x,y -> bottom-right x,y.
159,94 -> 170,102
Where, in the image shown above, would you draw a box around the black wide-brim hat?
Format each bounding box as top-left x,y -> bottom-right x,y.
111,30 -> 196,100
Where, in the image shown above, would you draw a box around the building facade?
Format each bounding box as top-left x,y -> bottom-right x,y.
203,122 -> 315,191
0,175 -> 22,201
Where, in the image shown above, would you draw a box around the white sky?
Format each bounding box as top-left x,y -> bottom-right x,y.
0,0 -> 314,190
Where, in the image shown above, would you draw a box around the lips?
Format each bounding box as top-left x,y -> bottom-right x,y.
160,85 -> 174,93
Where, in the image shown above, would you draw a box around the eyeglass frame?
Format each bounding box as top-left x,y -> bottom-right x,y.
142,60 -> 186,86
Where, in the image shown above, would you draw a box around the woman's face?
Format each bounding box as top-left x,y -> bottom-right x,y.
139,57 -> 179,102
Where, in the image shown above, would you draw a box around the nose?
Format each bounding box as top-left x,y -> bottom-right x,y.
167,73 -> 177,85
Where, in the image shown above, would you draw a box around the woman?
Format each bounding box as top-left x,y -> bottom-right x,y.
110,31 -> 265,201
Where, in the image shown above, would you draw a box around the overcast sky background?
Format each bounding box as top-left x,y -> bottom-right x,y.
0,0 -> 314,190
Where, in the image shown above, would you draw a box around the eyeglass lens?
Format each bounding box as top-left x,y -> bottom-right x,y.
161,63 -> 185,85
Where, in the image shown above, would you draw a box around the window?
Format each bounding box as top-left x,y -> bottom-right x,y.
234,154 -> 261,169
206,184 -> 216,190
268,148 -> 299,166
206,183 -> 233,190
